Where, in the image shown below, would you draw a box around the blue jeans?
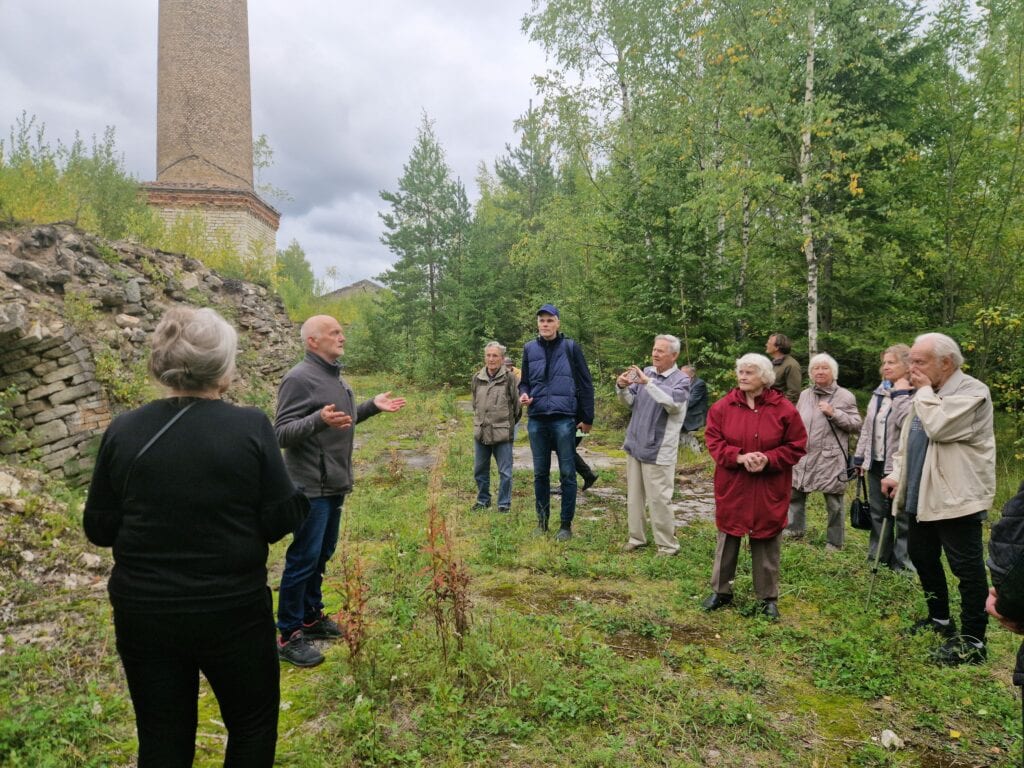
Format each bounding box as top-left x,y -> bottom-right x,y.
527,416 -> 578,528
276,494 -> 343,636
474,439 -> 513,508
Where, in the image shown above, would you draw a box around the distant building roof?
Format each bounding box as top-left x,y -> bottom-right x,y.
321,279 -> 387,300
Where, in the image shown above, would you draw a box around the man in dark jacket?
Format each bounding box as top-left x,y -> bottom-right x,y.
680,364 -> 708,453
274,315 -> 406,667
766,333 -> 802,403
987,481 -> 1024,743
519,304 -> 594,541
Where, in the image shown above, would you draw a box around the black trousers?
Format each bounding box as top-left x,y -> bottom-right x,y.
907,514 -> 988,642
113,592 -> 279,767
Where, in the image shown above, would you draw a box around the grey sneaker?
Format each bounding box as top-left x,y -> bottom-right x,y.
302,613 -> 343,639
555,528 -> 573,542
908,617 -> 958,639
278,630 -> 324,667
933,636 -> 986,667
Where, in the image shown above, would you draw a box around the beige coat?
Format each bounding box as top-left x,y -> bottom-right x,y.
791,383 -> 862,495
471,366 -> 521,445
887,369 -> 995,521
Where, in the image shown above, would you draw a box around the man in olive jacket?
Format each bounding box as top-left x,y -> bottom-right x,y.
471,341 -> 522,513
883,333 -> 995,666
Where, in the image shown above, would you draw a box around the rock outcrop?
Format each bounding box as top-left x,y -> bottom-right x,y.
0,224 -> 297,484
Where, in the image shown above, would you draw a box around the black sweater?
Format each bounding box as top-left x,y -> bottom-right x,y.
83,398 -> 306,612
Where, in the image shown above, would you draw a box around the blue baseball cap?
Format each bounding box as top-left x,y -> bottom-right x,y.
536,303 -> 560,317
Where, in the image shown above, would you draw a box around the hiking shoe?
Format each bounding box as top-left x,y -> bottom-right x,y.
908,617 -> 957,639
302,613 -> 343,640
471,503 -> 489,512
555,528 -> 573,542
278,630 -> 324,667
497,506 -> 511,514
933,636 -> 986,667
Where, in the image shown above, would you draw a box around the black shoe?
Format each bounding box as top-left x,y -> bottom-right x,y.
701,593 -> 733,611
555,528 -> 573,542
933,636 -> 987,667
908,617 -> 957,639
581,472 -> 598,491
302,613 -> 343,640
471,503 -> 489,512
497,506 -> 510,514
760,600 -> 780,621
278,630 -> 324,667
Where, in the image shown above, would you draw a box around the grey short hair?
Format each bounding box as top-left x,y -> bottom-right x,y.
485,341 -> 506,355
655,334 -> 681,355
735,353 -> 775,387
149,307 -> 238,392
808,353 -> 839,381
915,332 -> 964,368
681,364 -> 696,376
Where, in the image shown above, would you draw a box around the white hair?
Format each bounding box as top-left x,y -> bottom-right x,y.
484,341 -> 506,355
735,353 -> 775,387
915,332 -> 964,368
808,353 -> 839,382
654,334 -> 681,355
149,306 -> 237,392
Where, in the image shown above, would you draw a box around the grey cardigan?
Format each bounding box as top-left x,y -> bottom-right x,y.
274,352 -> 380,497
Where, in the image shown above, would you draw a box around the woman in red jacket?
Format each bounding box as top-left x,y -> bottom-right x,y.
702,353 -> 807,620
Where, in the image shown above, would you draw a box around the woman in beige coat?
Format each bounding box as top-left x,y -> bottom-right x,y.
785,353 -> 862,550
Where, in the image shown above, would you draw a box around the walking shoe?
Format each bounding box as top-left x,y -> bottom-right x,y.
701,593 -> 733,611
760,600 -> 780,621
555,528 -> 573,542
622,541 -> 646,552
471,503 -> 489,512
581,471 -> 599,491
933,636 -> 987,667
302,613 -> 344,640
781,528 -> 804,540
497,506 -> 511,514
278,630 -> 324,667
908,616 -> 958,639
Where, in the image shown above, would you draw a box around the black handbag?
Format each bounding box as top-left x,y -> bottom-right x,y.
849,473 -> 873,531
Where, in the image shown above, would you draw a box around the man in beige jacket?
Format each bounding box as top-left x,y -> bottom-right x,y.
882,333 -> 995,666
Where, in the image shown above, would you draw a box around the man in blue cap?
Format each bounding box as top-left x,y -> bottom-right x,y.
519,304 -> 595,541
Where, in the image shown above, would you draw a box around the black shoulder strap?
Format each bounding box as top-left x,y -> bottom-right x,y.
121,401 -> 197,500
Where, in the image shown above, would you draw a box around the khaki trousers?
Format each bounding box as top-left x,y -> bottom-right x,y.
625,456 -> 679,554
710,531 -> 781,601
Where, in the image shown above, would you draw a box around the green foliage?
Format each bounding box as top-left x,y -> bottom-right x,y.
0,113 -> 158,240
93,348 -> 153,409
61,290 -> 98,331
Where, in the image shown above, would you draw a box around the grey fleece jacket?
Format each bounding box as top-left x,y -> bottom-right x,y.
274,352 -> 380,497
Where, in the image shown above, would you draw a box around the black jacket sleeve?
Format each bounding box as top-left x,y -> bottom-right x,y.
989,480 -> 1024,621
572,341 -> 595,425
82,431 -> 121,547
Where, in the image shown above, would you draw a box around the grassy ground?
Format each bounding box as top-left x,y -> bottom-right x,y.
2,375 -> 1023,766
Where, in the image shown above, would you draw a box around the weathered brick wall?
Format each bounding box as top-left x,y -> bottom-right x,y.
151,204 -> 277,262
1,324 -> 109,479
156,0 -> 253,189
0,224 -> 298,485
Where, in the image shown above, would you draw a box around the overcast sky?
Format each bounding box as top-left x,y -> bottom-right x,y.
0,1 -> 549,287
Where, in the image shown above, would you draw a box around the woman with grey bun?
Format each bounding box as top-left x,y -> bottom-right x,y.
84,306 -> 308,767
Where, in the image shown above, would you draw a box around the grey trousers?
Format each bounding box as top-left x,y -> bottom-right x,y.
788,489 -> 845,548
710,531 -> 781,601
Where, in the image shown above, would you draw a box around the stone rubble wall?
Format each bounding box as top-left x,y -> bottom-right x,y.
0,223 -> 298,485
